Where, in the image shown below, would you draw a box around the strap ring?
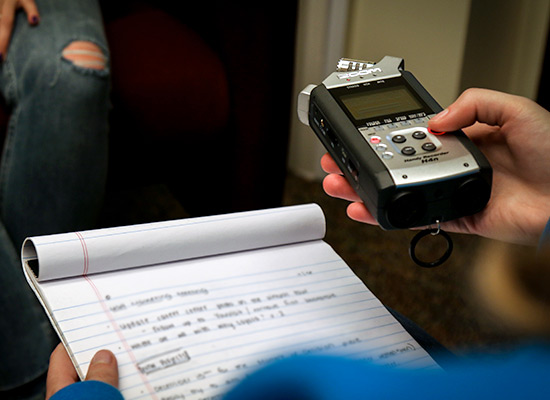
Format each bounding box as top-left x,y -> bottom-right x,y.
409,228 -> 453,268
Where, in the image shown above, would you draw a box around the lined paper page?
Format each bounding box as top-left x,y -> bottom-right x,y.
35,240 -> 439,400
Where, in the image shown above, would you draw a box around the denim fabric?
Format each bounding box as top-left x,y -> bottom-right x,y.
0,0 -> 110,397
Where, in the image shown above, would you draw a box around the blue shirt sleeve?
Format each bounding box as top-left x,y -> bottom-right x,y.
48,348 -> 550,399
50,380 -> 123,400
223,347 -> 550,400
538,217 -> 550,251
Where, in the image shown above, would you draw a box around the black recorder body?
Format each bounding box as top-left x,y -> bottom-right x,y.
298,56 -> 492,230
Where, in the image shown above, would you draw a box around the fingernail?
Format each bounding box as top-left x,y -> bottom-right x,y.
31,15 -> 39,25
430,108 -> 449,121
91,350 -> 113,365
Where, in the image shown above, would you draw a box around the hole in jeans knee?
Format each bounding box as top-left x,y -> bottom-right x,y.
62,41 -> 107,70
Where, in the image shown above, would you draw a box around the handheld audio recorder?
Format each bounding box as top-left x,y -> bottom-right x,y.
297,56 -> 492,230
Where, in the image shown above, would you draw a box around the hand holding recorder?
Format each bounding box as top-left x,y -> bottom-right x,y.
300,56 -> 493,235
323,88 -> 550,246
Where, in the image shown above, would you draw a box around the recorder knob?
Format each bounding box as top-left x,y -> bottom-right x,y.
386,191 -> 426,229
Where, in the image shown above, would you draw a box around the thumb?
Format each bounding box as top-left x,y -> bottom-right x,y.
85,350 -> 119,388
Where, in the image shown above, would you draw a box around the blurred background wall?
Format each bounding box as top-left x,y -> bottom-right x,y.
288,0 -> 550,180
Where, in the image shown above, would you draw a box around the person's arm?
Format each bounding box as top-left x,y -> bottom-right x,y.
322,88 -> 550,246
46,343 -> 122,400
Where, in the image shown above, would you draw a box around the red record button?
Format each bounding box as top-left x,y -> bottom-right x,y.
428,128 -> 446,136
370,136 -> 381,144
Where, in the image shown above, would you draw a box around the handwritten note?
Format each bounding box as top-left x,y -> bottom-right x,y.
23,205 -> 440,399
37,240 -> 438,400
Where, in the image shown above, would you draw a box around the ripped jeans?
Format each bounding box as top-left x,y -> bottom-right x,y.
0,0 -> 109,397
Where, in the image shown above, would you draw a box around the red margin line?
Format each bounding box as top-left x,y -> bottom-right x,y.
75,232 -> 89,276
84,276 -> 158,399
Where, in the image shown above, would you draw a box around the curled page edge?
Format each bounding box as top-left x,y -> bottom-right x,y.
22,262 -> 86,380
21,203 -> 326,282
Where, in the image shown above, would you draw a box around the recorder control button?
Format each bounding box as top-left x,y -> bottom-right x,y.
402,146 -> 416,156
392,135 -> 406,143
422,142 -> 437,152
375,143 -> 387,152
370,136 -> 381,144
412,131 -> 426,140
382,151 -> 394,159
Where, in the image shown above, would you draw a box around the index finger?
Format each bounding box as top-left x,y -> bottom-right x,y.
21,0 -> 40,25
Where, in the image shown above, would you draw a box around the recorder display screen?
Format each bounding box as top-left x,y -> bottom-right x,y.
340,85 -> 423,121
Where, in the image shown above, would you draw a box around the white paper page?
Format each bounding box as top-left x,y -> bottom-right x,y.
22,204 -> 325,281
36,240 -> 439,400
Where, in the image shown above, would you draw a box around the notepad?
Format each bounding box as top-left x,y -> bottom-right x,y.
22,204 -> 439,400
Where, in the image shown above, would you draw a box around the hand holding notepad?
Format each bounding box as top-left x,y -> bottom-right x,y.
22,204 -> 438,400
